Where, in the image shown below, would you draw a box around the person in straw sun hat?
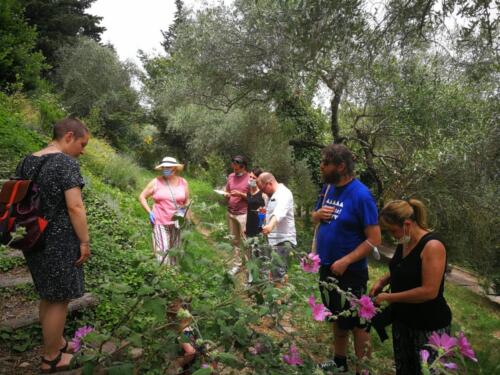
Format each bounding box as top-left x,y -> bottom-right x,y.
139,156 -> 190,265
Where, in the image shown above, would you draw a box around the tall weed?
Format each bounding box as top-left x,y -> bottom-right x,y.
81,138 -> 144,191
0,93 -> 45,178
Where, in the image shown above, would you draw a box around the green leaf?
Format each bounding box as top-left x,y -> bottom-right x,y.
216,352 -> 243,368
127,333 -> 142,347
112,283 -> 132,294
115,326 -> 131,337
340,293 -> 346,308
12,343 -> 29,352
137,285 -> 155,296
192,367 -> 212,375
143,297 -> 166,321
233,319 -> 250,345
82,362 -> 96,375
216,242 -> 233,253
108,363 -> 134,375
84,332 -> 109,346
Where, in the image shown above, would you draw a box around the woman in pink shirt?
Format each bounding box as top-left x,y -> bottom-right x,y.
139,157 -> 189,265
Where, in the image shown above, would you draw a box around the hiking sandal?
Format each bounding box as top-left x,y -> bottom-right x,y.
59,338 -> 75,354
40,351 -> 70,374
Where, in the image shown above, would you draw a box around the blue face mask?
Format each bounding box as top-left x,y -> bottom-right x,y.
162,169 -> 174,177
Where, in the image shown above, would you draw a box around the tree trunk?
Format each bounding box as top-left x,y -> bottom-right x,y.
331,88 -> 343,143
355,128 -> 384,202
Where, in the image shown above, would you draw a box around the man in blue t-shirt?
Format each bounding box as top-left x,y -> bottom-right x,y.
312,144 -> 381,374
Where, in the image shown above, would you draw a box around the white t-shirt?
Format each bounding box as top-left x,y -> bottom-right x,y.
266,183 -> 297,246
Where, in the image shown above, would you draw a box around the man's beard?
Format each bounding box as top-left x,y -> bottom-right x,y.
323,169 -> 341,184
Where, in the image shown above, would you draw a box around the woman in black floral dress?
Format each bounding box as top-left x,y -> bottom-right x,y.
16,118 -> 90,373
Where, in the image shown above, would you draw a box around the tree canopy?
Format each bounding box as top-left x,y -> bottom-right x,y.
21,0 -> 105,70
0,0 -> 45,91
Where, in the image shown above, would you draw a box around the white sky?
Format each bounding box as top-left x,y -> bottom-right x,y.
89,0 -> 224,65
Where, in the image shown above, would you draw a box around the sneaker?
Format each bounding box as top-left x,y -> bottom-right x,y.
318,359 -> 348,373
318,359 -> 337,371
228,266 -> 240,276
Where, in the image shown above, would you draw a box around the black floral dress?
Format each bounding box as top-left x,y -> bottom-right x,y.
16,153 -> 85,302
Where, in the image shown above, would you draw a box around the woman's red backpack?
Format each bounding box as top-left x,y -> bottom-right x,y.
0,156 -> 54,251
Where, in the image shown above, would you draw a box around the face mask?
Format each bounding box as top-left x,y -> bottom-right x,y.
248,180 -> 257,188
394,227 -> 411,245
162,169 -> 174,177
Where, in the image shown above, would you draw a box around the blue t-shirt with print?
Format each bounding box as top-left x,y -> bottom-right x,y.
315,179 -> 378,270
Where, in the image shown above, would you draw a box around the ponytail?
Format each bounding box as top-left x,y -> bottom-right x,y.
407,198 -> 429,230
380,198 -> 430,230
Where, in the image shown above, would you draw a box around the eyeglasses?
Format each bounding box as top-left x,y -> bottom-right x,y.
231,159 -> 243,165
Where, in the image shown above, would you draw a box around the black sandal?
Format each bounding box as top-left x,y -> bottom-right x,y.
59,339 -> 68,353
59,338 -> 74,353
40,351 -> 70,374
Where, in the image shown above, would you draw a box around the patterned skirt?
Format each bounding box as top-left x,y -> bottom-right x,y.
392,320 -> 451,374
152,224 -> 181,265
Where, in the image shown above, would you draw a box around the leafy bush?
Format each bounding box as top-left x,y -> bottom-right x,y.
0,92 -> 45,178
195,152 -> 227,188
0,0 -> 45,91
81,138 -> 145,191
55,38 -> 142,151
34,92 -> 65,133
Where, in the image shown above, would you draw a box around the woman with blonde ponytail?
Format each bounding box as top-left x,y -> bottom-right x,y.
369,199 -> 452,375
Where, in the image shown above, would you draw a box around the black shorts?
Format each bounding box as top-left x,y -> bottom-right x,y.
319,264 -> 369,330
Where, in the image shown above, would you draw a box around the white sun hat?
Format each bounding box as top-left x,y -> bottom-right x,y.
154,156 -> 184,170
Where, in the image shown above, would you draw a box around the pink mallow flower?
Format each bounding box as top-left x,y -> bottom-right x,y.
300,253 -> 321,273
71,325 -> 94,352
350,295 -> 377,320
282,344 -> 303,366
420,349 -> 430,364
248,342 -> 265,356
457,332 -> 478,362
308,295 -> 332,321
442,361 -> 459,370
428,332 -> 457,355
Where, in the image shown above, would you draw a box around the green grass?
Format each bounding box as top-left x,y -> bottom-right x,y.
0,93 -> 46,178
1,95 -> 498,374
81,139 -> 147,192
0,253 -> 25,272
283,259 -> 499,373
446,282 -> 500,374
365,261 -> 500,374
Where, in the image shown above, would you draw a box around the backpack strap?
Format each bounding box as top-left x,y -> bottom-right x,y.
165,179 -> 180,210
16,157 -> 29,179
311,184 -> 331,253
17,153 -> 56,181
0,181 -> 24,221
0,155 -> 54,222
20,154 -> 62,221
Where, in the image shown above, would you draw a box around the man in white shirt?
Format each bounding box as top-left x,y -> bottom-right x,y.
257,172 -> 296,281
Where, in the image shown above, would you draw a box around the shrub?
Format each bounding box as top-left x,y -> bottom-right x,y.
195,152 -> 227,188
81,138 -> 144,191
34,92 -> 65,133
0,92 -> 45,178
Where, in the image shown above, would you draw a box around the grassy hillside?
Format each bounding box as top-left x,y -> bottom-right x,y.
0,94 -> 498,374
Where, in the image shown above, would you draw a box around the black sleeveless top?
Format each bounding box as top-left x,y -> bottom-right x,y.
246,190 -> 265,237
389,232 -> 452,330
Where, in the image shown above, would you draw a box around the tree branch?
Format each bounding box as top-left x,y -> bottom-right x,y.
288,139 -> 325,149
